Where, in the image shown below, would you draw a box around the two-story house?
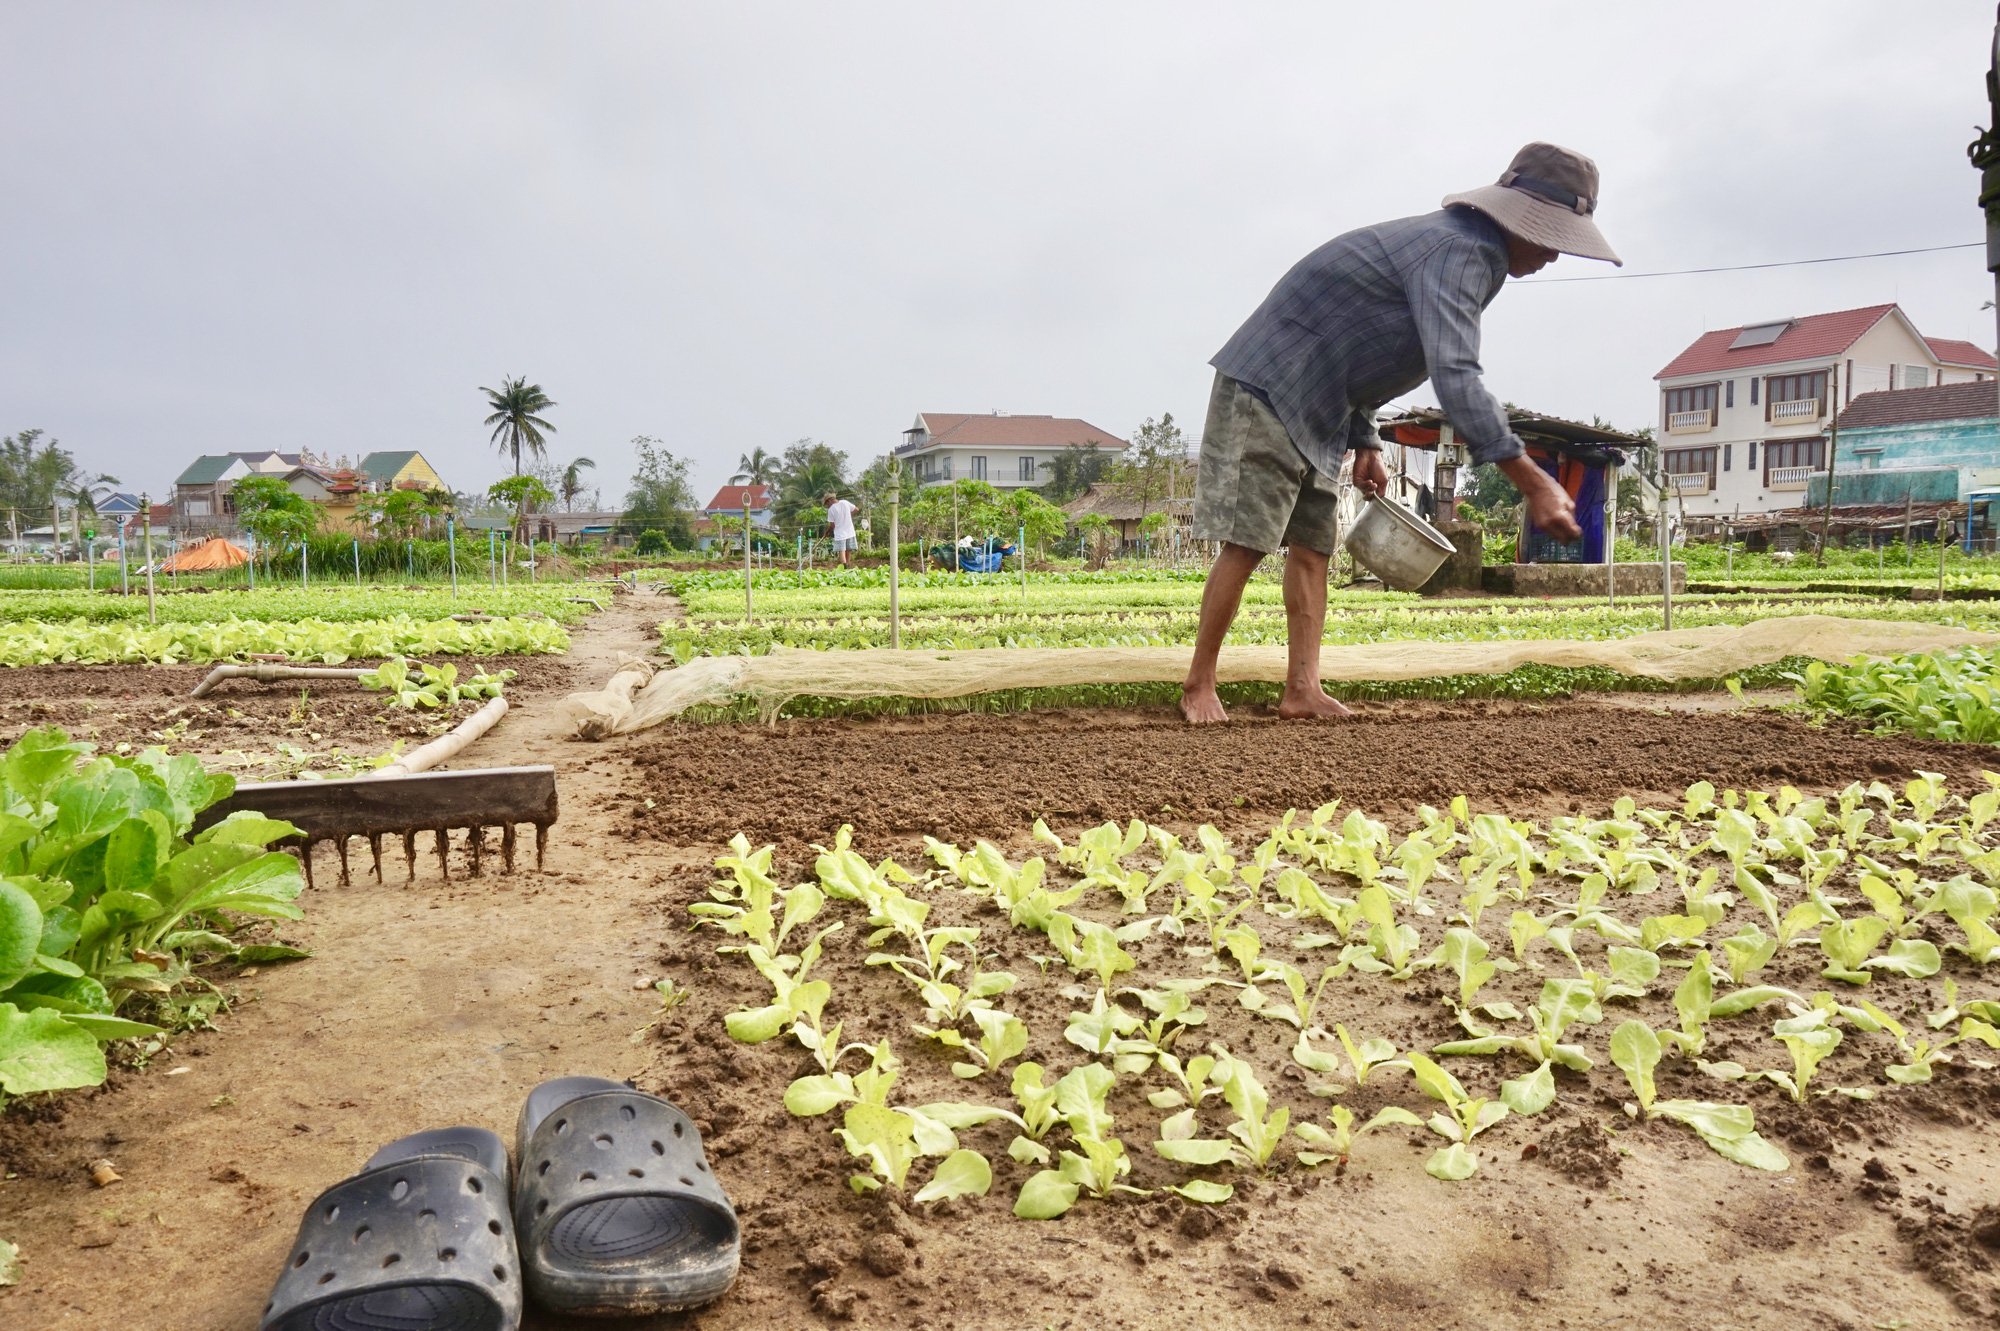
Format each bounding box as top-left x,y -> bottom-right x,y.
1652,304 -> 1995,519
896,412 -> 1126,489
702,484 -> 775,528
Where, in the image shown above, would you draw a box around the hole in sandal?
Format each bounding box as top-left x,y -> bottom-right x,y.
620,1104 -> 637,1121
628,1168 -> 645,1179
390,1179 -> 409,1202
672,1122 -> 685,1139
292,1251 -> 310,1269
578,1171 -> 597,1183
650,1141 -> 664,1156
382,1254 -> 402,1269
353,1226 -> 371,1243
679,1176 -> 694,1187
465,1176 -> 483,1194
323,1204 -> 340,1223
439,1247 -> 458,1262
538,1160 -> 551,1176
492,1266 -> 508,1283
487,1219 -> 503,1235
536,1200 -> 549,1216
554,1118 -> 569,1135
317,1271 -> 336,1286
593,1133 -> 613,1149
696,1160 -> 709,1172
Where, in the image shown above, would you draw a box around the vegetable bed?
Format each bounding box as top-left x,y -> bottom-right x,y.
616,701 -> 2000,1328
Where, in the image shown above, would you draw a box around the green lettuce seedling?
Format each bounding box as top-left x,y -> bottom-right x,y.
1398,1052 -> 1509,1180
1434,978 -> 1601,1072
1610,1020 -> 1788,1171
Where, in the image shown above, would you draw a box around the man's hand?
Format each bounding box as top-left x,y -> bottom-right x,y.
1351,448 -> 1389,498
1496,456 -> 1582,540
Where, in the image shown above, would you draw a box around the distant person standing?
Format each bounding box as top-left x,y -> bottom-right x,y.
824,492 -> 858,567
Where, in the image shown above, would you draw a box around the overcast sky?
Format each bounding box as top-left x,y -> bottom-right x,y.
7,2 -> 1998,509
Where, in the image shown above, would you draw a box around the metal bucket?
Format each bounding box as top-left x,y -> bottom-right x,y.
1343,495 -> 1455,591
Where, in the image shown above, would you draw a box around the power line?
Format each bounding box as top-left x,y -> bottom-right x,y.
1518,241 -> 1982,284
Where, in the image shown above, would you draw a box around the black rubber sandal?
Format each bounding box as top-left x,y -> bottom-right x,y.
261,1128 -> 522,1331
513,1076 -> 741,1316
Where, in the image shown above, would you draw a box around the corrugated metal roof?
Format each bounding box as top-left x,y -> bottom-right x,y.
360,450 -> 421,481
175,454 -> 239,485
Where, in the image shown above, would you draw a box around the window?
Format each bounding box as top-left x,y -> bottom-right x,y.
1897,365 -> 1931,390
1763,438 -> 1825,482
1019,456 -> 1036,482
1750,377 -> 1759,405
1725,380 -> 1735,409
1663,446 -> 1717,479
1723,443 -> 1732,472
970,455 -> 987,481
1748,440 -> 1758,469
1764,371 -> 1826,419
1663,383 -> 1719,428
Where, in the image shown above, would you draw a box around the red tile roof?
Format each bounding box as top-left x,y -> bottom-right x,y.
1654,304 -> 1899,380
1835,380 -> 1999,431
1924,337 -> 1998,369
915,413 -> 1125,450
703,483 -> 773,512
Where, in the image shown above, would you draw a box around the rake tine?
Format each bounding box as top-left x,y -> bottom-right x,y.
299,841 -> 316,891
402,830 -> 417,884
336,837 -> 352,888
435,828 -> 450,881
468,825 -> 484,877
369,834 -> 384,885
501,824 -> 517,874
535,821 -> 549,870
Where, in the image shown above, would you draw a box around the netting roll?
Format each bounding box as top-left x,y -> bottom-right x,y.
561,615 -> 1998,736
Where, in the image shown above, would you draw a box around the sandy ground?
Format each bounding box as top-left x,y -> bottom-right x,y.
1,599 -> 1995,1330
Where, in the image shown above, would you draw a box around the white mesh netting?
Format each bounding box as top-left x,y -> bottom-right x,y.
561,615 -> 1997,735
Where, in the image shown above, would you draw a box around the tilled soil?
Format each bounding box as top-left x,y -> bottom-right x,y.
622,701 -> 1996,846
2,652 -> 1997,1329
0,656 -> 570,779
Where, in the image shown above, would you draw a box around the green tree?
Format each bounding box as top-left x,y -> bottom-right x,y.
1113,414 -> 1187,526
480,375 -> 559,475
1074,513 -> 1114,566
777,454 -> 849,534
1038,443 -> 1114,506
1003,487 -> 1066,556
488,474 -> 555,541
623,436 -> 695,548
231,475 -> 319,552
559,456 -> 596,512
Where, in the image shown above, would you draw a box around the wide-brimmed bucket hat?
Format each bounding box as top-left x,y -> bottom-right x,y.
1443,142 -> 1621,266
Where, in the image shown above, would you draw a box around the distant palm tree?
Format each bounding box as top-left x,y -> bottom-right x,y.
731,449 -> 780,534
480,376 -> 558,475
560,457 -> 596,512
59,467 -> 118,553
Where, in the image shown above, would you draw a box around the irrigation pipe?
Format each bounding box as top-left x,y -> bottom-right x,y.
190,664 -> 370,699
372,695 -> 509,777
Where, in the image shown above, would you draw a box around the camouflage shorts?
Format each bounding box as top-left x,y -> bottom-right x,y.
1191,373 -> 1341,555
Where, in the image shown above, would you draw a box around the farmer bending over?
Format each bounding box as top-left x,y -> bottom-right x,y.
1181,142 -> 1616,724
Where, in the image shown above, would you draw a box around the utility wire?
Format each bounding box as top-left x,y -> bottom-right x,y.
1519,241 -> 1982,284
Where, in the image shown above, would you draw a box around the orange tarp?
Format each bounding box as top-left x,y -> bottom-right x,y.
159,538 -> 250,572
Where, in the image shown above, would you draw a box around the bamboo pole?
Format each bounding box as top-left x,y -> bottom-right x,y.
373,695 -> 508,777
141,493 -> 156,625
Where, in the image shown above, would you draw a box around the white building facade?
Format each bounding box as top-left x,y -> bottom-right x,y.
1652,304 -> 1995,518
897,412 -> 1126,490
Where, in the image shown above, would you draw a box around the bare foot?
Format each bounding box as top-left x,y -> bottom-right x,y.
1180,684 -> 1229,724
1277,689 -> 1354,720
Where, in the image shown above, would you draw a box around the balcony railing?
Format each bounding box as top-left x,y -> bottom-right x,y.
1667,473 -> 1712,495
1666,410 -> 1714,434
1766,466 -> 1822,491
1769,398 -> 1823,423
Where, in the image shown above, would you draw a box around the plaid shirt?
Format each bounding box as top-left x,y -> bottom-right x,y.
1211,207 -> 1526,479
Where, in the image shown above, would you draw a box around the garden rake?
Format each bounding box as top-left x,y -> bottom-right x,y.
193,765 -> 560,887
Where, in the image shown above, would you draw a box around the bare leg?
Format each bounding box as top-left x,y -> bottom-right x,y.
1277,544 -> 1351,719
1181,542 -> 1264,723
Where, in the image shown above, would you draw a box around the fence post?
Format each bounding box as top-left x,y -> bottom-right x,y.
447,518 -> 458,597
141,493 -> 156,625
353,537 -> 361,587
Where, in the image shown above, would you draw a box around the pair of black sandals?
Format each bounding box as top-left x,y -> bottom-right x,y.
261,1077 -> 741,1329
